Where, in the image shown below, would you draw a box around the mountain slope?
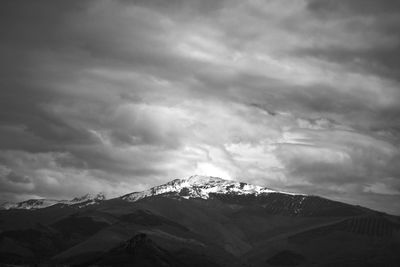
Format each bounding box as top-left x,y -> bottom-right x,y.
1,192 -> 106,210
121,175 -> 302,202
122,175 -> 367,217
0,176 -> 399,266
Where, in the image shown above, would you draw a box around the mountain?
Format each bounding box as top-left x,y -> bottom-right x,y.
0,176 -> 399,266
121,175 -> 302,202
1,192 -> 106,210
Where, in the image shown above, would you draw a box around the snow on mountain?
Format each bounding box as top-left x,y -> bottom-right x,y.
1,199 -> 65,210
121,175 -> 304,202
1,176 -> 305,209
69,192 -> 106,208
70,192 -> 106,203
1,192 -> 106,210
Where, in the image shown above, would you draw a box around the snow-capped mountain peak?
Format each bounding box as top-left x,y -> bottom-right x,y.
186,175 -> 225,184
1,199 -> 63,210
121,175 -> 304,202
71,192 -> 106,203
1,176 -> 305,209
1,192 -> 107,210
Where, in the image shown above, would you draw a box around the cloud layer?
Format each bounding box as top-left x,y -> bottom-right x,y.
1,0 -> 400,214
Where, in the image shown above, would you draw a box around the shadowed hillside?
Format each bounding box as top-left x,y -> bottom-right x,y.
0,177 -> 399,266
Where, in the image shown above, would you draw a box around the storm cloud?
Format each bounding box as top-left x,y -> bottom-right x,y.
0,0 -> 399,214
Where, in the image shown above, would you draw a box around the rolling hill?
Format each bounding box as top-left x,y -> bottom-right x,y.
0,175 -> 399,266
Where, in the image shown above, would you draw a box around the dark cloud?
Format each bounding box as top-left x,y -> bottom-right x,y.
303,0 -> 400,80
125,0 -> 226,16
307,0 -> 400,15
0,0 -> 399,214
6,172 -> 31,184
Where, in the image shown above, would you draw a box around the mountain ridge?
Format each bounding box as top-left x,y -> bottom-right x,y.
0,175 -> 399,266
0,175 -> 392,218
121,175 -> 305,203
1,175 -> 306,210
1,192 -> 106,210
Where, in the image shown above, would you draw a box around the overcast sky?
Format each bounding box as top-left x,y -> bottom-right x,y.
1,0 -> 400,214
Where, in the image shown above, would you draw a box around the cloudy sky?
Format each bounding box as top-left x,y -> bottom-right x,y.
1,0 -> 400,214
